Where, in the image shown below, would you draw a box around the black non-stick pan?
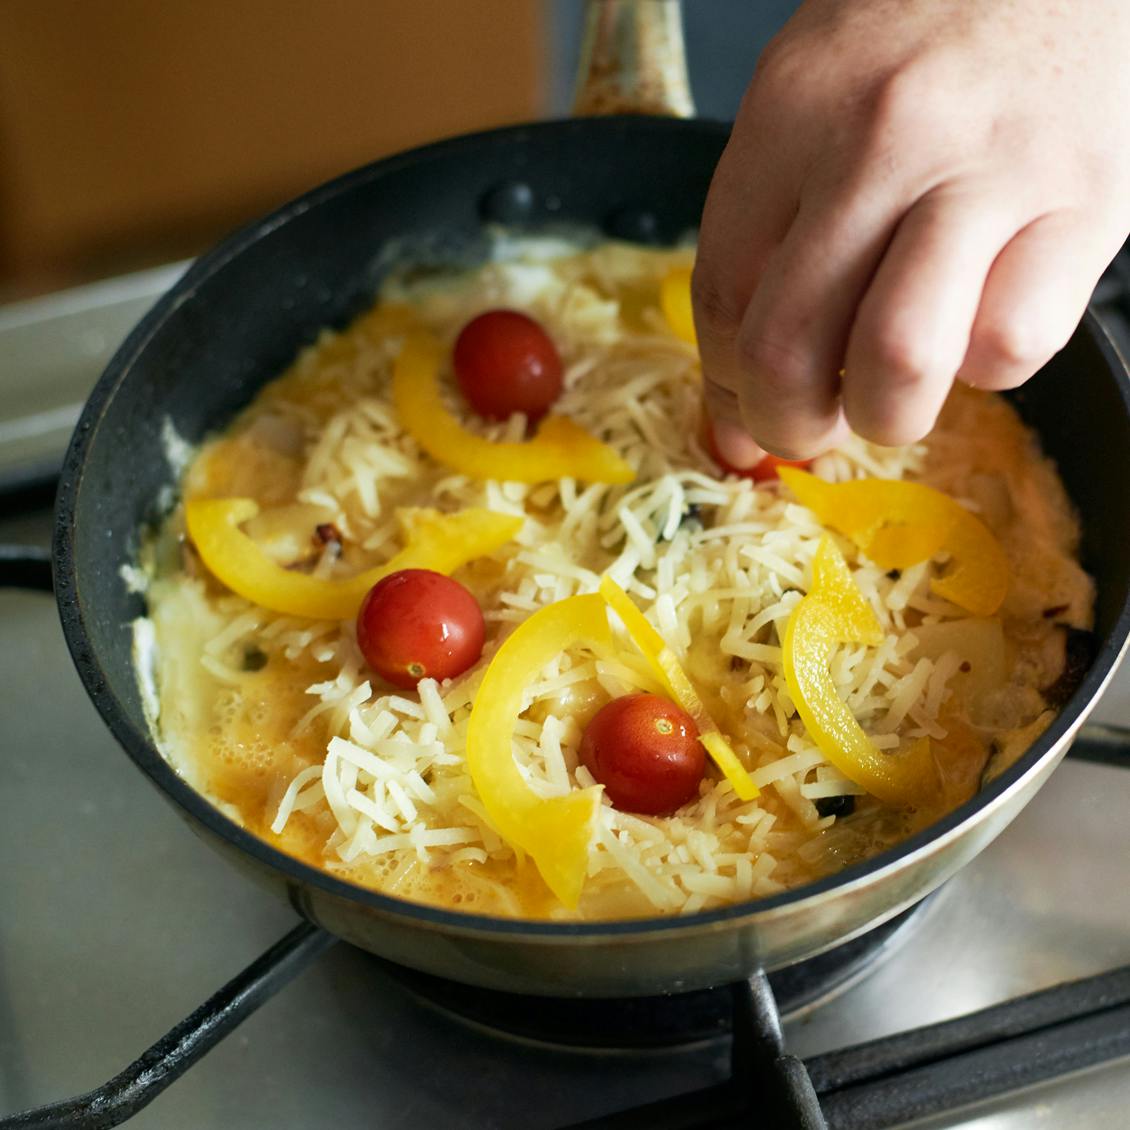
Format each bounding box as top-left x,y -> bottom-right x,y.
45,2 -> 1130,1001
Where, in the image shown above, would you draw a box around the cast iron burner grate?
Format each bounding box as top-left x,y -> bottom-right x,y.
4,891 -> 1130,1130
386,902 -> 927,1050
5,546 -> 1130,1129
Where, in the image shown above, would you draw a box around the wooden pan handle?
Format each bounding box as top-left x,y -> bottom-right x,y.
572,0 -> 694,118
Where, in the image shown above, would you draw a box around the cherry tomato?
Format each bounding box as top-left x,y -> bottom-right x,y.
579,693 -> 705,816
701,418 -> 812,482
356,569 -> 484,689
747,453 -> 814,482
453,309 -> 563,421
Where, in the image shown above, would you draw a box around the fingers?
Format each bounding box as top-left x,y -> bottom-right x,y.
695,76 -> 949,460
701,351 -> 764,468
956,211 -> 1106,391
842,186 -> 1016,446
695,65 -> 1110,459
725,188 -> 903,459
711,416 -> 766,471
693,99 -> 799,466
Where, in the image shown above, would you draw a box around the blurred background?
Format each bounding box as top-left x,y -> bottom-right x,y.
0,0 -> 797,302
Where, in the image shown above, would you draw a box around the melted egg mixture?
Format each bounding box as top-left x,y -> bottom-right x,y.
136,242 -> 1094,920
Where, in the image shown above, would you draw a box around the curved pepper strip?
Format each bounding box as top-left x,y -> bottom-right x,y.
783,537 -> 936,806
598,577 -> 759,801
258,302 -> 423,413
466,594 -> 610,908
392,332 -> 635,485
660,266 -> 697,346
778,467 -> 1009,616
185,498 -> 523,620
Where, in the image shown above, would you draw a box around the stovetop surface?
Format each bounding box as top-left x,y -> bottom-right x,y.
2,265 -> 1130,1128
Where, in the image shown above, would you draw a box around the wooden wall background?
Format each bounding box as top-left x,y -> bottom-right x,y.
0,1 -> 546,299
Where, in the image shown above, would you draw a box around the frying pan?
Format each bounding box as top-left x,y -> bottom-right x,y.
50,1 -> 1130,998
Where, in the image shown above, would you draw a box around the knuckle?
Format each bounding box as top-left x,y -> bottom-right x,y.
748,33 -> 804,102
865,326 -> 939,391
975,314 -> 1063,372
869,61 -> 935,130
861,59 -> 959,160
734,331 -> 811,397
846,325 -> 951,447
690,262 -> 743,338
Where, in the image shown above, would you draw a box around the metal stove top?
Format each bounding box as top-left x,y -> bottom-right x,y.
2,264 -> 1130,1128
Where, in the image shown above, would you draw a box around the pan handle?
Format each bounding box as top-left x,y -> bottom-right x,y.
572,0 -> 694,118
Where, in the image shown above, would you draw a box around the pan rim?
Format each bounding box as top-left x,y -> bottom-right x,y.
52,115 -> 1130,945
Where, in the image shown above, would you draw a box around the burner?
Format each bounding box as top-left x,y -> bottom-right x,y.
385,901 -> 929,1050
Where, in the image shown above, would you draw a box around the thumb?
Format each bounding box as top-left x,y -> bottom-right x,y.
702,380 -> 765,469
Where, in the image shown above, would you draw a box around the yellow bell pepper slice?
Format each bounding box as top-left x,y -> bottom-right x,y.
186,498 -> 522,620
598,576 -> 759,801
392,332 -> 634,485
778,467 -> 1009,616
783,536 -> 937,805
660,266 -> 697,346
466,594 -> 610,908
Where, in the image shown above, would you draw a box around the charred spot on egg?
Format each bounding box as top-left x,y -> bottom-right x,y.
815,794 -> 856,819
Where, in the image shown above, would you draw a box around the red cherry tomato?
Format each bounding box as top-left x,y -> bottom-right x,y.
579,693 -> 705,816
748,453 -> 814,482
453,309 -> 564,421
356,569 -> 485,689
701,418 -> 813,482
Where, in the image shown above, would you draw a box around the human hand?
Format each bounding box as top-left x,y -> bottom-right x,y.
693,0 -> 1130,465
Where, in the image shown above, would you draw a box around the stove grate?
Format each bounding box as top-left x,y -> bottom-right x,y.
7,925 -> 1129,1130
0,924 -> 335,1130
564,961 -> 1130,1129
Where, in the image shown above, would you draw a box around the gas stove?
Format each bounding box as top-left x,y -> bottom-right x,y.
2,255 -> 1129,1129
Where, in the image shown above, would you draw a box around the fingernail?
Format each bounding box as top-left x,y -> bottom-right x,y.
712,420 -> 765,469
